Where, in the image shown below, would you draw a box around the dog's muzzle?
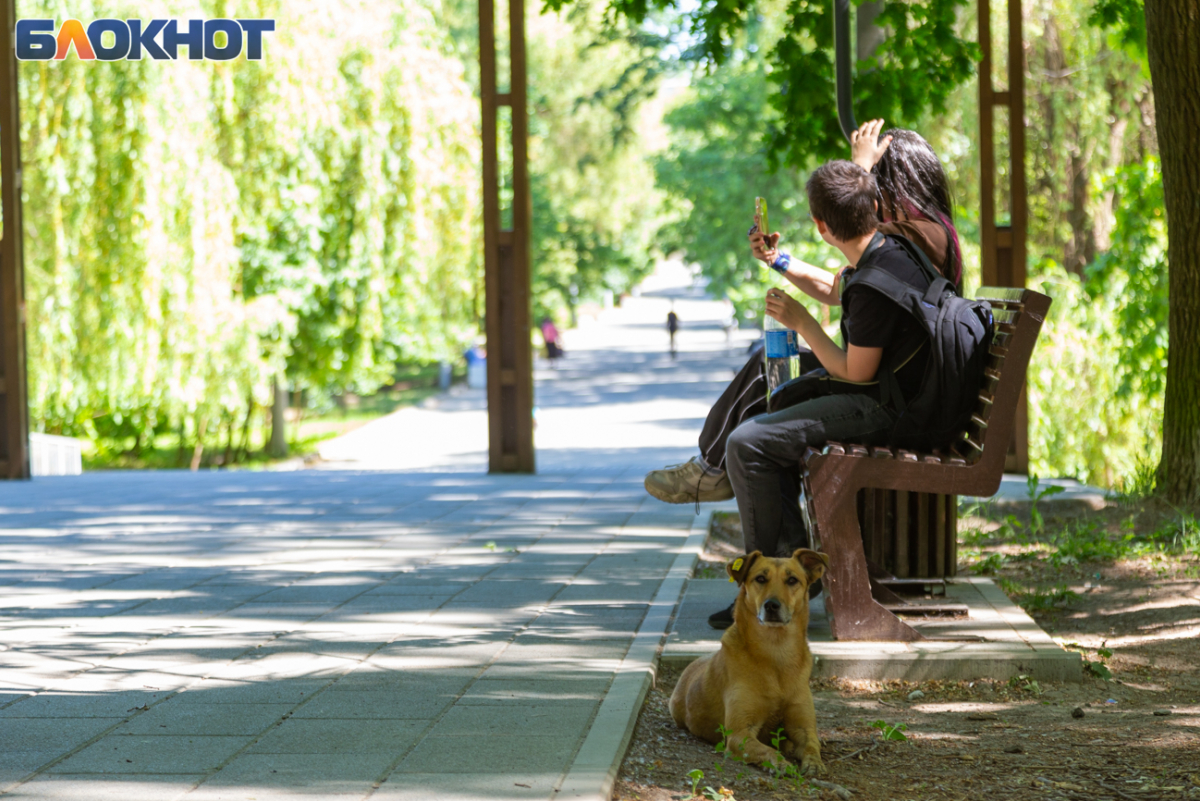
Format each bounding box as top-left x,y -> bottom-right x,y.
758,597 -> 791,625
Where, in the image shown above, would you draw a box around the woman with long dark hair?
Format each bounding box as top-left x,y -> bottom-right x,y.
864,122 -> 963,289
644,120 -> 961,509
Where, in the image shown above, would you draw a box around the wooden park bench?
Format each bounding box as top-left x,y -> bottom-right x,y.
800,287 -> 1052,641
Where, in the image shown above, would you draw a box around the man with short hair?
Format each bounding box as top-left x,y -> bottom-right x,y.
708,160 -> 936,629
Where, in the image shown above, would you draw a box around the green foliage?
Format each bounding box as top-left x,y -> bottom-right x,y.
768,0 -> 980,169
22,0 -> 666,462
1083,158 -> 1169,406
654,54 -> 827,322
548,0 -> 980,169
1047,520 -> 1134,567
871,720 -> 908,741
970,552 -> 1008,575
998,580 -> 1081,613
1079,645 -> 1114,680
1028,196 -> 1167,489
1148,512 -> 1200,553
1088,0 -> 1147,60
526,7 -> 668,321
1026,476 -> 1066,539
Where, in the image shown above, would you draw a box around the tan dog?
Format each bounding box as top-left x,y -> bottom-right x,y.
669,548 -> 830,775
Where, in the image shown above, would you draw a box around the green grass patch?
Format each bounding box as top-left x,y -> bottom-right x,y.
998,579 -> 1080,613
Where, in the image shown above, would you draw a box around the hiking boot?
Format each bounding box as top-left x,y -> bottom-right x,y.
644,457 -> 734,504
708,603 -> 735,630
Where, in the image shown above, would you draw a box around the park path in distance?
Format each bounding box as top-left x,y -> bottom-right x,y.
0,261 -> 756,800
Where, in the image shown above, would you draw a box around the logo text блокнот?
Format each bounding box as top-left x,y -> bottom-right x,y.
16,18 -> 276,61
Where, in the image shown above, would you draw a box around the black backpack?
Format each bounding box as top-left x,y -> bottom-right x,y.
842,234 -> 995,451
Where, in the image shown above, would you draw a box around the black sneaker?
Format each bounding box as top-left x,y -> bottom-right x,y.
707,603 -> 735,630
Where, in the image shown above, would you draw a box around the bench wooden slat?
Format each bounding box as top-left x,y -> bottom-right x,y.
976,286 -> 1027,304
991,308 -> 1020,326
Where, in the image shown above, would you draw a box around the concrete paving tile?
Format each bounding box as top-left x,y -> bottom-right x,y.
430,703 -> 598,737
445,581 -> 567,608
48,734 -> 250,774
0,716 -> 122,753
290,689 -> 458,720
395,734 -> 575,774
175,678 -> 331,705
0,754 -> 73,794
216,604 -> 337,621
114,702 -> 292,736
192,753 -> 395,795
0,691 -> 35,707
0,690 -> 171,719
494,640 -> 631,664
579,554 -> 676,574
334,595 -> 450,612
248,718 -> 428,754
553,581 -> 660,603
479,663 -> 620,681
252,584 -> 376,604
184,787 -> 367,801
5,774 -> 204,801
50,668 -> 199,694
456,677 -> 611,706
373,771 -> 561,800
361,582 -> 460,597
365,642 -> 506,671
208,651 -> 357,682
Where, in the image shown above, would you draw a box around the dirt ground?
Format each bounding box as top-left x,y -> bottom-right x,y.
614,503 -> 1200,801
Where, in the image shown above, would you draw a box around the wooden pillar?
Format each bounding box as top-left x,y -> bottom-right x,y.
979,0 -> 1028,474
480,0 -> 535,473
0,0 -> 30,480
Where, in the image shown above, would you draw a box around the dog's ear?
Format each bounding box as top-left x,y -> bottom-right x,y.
792,548 -> 830,584
727,551 -> 762,586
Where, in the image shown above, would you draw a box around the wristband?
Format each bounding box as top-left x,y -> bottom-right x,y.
770,252 -> 792,275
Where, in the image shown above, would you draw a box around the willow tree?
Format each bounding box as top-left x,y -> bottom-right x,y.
19,0 -> 483,463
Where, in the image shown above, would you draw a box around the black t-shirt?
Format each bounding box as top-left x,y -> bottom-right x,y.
842,235 -> 932,399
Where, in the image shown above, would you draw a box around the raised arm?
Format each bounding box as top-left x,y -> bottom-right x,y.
850,119 -> 892,172
749,226 -> 841,307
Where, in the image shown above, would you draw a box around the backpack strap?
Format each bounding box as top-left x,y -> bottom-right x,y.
890,233 -> 957,304
841,234 -> 943,414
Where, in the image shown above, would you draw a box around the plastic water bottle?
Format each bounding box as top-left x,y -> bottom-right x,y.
764,315 -> 800,409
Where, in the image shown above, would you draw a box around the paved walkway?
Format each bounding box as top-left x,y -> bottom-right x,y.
0,264 -> 755,800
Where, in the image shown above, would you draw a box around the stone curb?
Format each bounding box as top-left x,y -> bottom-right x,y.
553,510 -> 710,801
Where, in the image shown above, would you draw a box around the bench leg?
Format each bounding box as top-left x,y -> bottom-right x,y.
817,491 -> 925,642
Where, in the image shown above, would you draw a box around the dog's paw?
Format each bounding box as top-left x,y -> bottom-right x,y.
800,752 -> 826,776
759,751 -> 792,773
781,741 -> 804,761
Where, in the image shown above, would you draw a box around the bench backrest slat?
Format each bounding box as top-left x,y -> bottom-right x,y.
954,286 -> 1052,467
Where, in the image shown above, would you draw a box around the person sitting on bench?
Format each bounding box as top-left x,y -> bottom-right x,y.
644,122 -> 962,506
706,159 -> 949,629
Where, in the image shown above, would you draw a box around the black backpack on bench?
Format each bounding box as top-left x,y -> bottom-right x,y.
841,234 -> 996,451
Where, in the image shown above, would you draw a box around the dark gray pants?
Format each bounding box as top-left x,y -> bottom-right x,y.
725,393 -> 896,557
698,344 -> 822,471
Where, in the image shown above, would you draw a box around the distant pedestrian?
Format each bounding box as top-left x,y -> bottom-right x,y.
540,317 -> 564,367
667,307 -> 680,359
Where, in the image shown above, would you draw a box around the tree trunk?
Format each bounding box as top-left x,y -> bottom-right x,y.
1146,0 -> 1200,505
270,374 -> 288,458
189,414 -> 208,472
238,394 -> 255,463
